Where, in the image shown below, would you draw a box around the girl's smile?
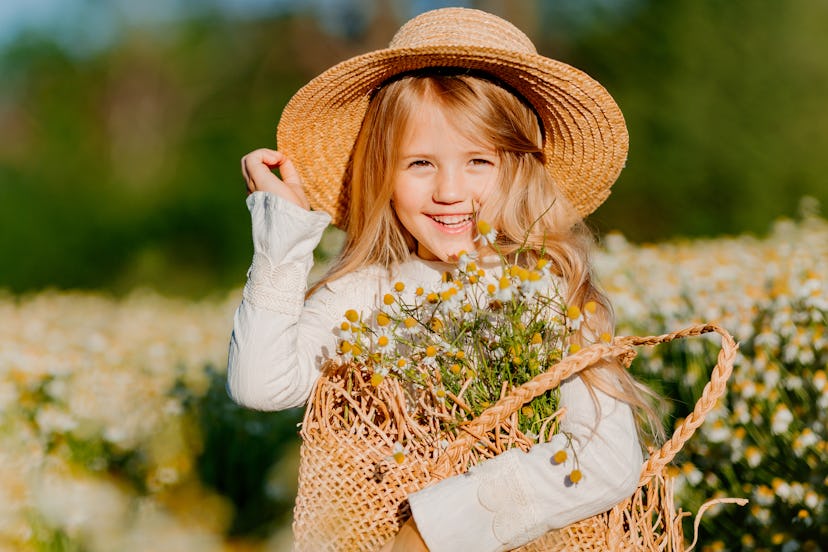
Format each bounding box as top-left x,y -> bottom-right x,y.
391,98 -> 499,261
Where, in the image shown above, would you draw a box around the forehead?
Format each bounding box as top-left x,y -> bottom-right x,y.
400,93 -> 496,151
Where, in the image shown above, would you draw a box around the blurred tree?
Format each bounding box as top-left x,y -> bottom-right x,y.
0,14 -> 307,295
541,0 -> 828,240
0,0 -> 826,293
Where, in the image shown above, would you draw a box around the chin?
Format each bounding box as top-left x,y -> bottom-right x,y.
417,236 -> 476,262
439,246 -> 474,262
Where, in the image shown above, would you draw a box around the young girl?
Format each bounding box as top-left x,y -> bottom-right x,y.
228,8 -> 659,551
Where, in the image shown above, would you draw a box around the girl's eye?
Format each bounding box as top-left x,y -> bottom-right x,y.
408,160 -> 432,168
470,158 -> 495,166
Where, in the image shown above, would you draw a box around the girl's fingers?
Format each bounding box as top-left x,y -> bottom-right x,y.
240,149 -> 310,209
276,156 -> 301,187
242,149 -> 282,192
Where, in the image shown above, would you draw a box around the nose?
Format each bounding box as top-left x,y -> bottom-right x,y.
432,168 -> 464,204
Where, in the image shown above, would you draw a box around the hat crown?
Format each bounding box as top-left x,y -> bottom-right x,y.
389,7 -> 537,54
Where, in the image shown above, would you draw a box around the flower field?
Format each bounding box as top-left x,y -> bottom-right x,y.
1,210 -> 826,551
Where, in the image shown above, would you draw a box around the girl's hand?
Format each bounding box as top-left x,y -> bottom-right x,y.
379,518 -> 429,552
241,148 -> 310,210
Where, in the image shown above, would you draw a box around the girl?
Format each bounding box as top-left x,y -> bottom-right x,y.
228,7 -> 659,551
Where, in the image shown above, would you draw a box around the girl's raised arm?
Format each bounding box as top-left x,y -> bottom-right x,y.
227,151 -> 332,410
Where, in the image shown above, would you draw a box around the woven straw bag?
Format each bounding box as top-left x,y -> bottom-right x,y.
293,323 -> 740,551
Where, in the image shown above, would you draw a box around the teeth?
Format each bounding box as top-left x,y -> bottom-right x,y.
431,214 -> 472,225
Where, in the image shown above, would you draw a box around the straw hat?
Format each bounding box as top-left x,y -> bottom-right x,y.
276,7 -> 628,228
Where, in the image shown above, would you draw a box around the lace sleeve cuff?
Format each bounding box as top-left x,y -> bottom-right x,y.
242,253 -> 306,316
476,449 -> 544,547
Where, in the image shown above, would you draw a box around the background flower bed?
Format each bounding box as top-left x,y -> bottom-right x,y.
1,211 -> 825,551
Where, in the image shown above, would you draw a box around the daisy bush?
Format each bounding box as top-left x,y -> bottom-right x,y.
0,290 -> 301,551
0,204 -> 825,550
596,202 -> 828,551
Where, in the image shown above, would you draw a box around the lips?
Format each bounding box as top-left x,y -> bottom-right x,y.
428,214 -> 473,227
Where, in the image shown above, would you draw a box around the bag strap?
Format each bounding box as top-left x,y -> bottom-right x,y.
432,323 -> 737,485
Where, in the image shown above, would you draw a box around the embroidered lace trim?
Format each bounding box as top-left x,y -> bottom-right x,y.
476,452 -> 543,548
242,253 -> 305,317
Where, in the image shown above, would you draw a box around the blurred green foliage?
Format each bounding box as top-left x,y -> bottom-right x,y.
556,0 -> 828,240
192,368 -> 302,538
1,0 -> 826,296
1,14 -> 307,295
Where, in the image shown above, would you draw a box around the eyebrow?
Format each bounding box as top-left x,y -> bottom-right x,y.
399,149 -> 497,158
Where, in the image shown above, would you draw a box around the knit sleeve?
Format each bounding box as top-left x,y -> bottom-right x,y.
226,191 -> 334,411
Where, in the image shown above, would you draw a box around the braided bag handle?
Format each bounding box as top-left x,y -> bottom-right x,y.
432,323 -> 738,485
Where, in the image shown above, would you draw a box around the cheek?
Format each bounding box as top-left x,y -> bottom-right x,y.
388,191 -> 414,237
391,181 -> 423,217
474,176 -> 498,208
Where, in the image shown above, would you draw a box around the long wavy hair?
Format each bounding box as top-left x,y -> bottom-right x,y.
308,71 -> 663,443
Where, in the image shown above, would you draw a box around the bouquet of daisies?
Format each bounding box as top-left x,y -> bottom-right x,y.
336,245 -> 603,453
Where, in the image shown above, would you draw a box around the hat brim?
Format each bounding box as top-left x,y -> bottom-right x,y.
276,45 -> 628,228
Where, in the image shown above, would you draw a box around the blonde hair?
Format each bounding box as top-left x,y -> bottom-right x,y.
309,71 -> 663,444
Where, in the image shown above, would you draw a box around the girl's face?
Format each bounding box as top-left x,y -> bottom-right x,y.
391,98 -> 499,261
